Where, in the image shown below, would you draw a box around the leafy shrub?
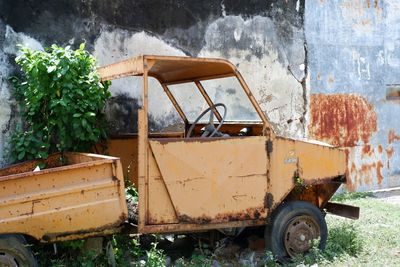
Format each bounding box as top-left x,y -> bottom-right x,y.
10,44 -> 111,162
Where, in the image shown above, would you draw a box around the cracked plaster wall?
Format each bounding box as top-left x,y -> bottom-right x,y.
0,0 -> 306,166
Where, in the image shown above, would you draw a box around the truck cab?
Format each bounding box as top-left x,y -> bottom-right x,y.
100,55 -> 359,259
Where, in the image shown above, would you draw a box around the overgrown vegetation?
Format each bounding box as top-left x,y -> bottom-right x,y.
9,44 -> 111,162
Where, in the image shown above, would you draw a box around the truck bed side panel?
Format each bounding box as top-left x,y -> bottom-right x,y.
0,153 -> 128,242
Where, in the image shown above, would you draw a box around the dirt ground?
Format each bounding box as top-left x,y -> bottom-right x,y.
372,187 -> 400,205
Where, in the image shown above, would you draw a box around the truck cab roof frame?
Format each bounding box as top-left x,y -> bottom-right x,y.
97,55 -> 273,136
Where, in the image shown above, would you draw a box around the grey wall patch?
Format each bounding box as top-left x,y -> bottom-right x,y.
199,16 -> 307,138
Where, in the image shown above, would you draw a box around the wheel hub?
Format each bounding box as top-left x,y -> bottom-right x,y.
0,251 -> 19,267
284,215 -> 320,257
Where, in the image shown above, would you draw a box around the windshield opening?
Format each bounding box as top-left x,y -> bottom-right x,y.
166,77 -> 261,123
168,82 -> 209,123
200,77 -> 261,122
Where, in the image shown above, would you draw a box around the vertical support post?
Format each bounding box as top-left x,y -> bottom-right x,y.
161,84 -> 189,125
235,72 -> 274,137
138,64 -> 149,231
195,81 -> 222,122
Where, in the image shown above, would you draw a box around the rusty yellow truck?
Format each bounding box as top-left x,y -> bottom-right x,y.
0,55 -> 359,265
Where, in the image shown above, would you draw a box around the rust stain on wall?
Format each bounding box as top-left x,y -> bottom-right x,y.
362,145 -> 371,156
344,148 -> 356,191
309,94 -> 377,147
350,161 -> 384,189
386,147 -> 394,169
388,130 -> 400,144
374,0 -> 379,9
344,144 -> 386,191
376,161 -> 383,185
386,147 -> 394,159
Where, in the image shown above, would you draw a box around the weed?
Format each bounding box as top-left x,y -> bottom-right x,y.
125,179 -> 138,203
111,234 -> 142,266
324,223 -> 363,258
264,250 -> 278,267
144,242 -> 166,267
34,239 -> 108,267
175,253 -> 213,267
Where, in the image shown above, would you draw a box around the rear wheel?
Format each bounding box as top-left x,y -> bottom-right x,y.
265,201 -> 327,261
0,234 -> 37,267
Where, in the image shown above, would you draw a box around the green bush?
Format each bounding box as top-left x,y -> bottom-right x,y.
10,44 -> 111,162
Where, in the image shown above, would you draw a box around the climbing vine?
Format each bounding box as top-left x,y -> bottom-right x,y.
10,44 -> 111,162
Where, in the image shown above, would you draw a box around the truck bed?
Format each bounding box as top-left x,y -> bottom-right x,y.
0,152 -> 128,242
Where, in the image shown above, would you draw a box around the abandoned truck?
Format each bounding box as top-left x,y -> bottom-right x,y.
0,55 -> 359,265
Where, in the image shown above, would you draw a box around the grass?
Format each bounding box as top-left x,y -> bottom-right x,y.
319,194 -> 400,267
33,192 -> 400,266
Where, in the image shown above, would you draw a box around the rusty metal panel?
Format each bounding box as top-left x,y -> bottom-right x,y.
104,137 -> 139,187
293,140 -> 346,180
269,137 -> 346,208
147,150 -> 178,224
148,137 -> 269,224
0,152 -> 127,242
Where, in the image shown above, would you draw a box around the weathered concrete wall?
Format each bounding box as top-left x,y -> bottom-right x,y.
306,0 -> 400,191
0,0 -> 306,164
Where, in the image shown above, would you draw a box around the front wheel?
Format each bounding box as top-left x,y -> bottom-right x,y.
0,234 -> 38,267
265,201 -> 327,261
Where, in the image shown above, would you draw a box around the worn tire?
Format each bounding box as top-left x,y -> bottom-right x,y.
265,201 -> 327,261
0,234 -> 38,267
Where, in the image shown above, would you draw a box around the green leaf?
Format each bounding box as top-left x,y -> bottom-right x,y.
17,150 -> 26,160
47,65 -> 56,73
79,43 -> 85,50
85,112 -> 96,117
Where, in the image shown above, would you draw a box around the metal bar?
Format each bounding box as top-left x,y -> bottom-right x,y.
161,84 -> 189,125
324,202 -> 360,220
98,56 -> 144,81
140,219 -> 267,234
138,65 -> 149,231
45,228 -> 122,243
162,73 -> 235,86
195,81 -> 222,122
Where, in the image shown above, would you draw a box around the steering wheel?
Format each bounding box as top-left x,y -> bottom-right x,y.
186,103 -> 227,138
